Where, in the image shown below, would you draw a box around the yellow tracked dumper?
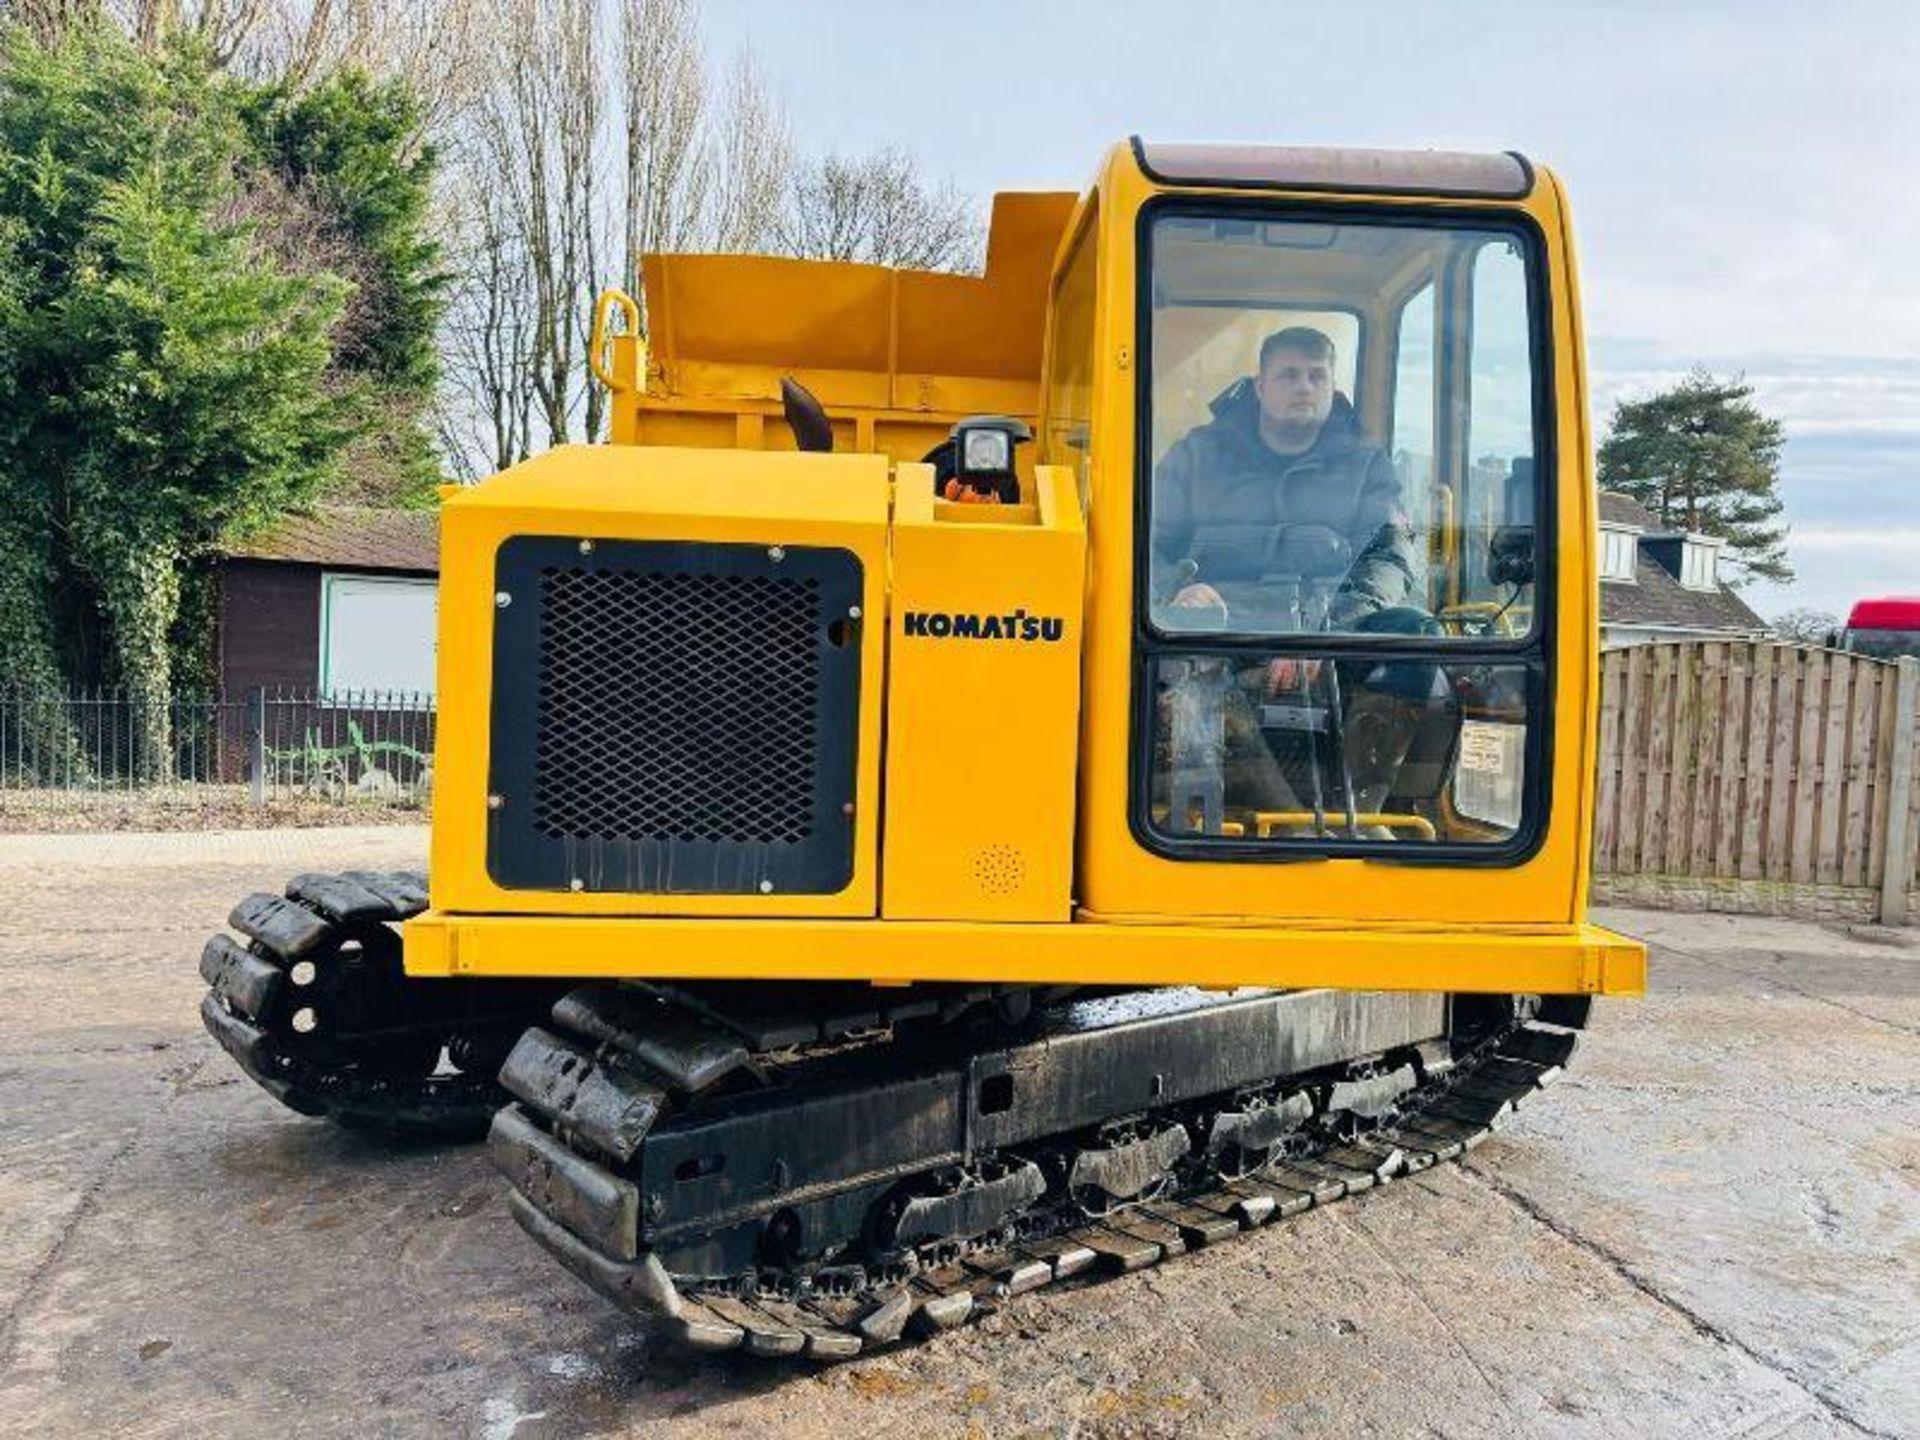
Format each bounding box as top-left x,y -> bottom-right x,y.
200,139 -> 1645,1357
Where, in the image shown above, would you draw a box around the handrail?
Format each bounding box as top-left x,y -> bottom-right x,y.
588,289 -> 643,395
1252,810 -> 1439,841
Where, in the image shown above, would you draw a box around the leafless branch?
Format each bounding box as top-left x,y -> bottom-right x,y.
777,144 -> 982,272
704,49 -> 790,253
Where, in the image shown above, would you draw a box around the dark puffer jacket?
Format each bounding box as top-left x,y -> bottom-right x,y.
1150,381 -> 1421,625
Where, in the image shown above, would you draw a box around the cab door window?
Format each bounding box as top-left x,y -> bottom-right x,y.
1138,210 -> 1548,854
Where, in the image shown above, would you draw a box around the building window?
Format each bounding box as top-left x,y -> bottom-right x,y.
319,573 -> 438,696
1680,540 -> 1719,591
1600,527 -> 1638,582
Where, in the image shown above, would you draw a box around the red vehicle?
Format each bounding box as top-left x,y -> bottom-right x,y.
1836,597 -> 1920,659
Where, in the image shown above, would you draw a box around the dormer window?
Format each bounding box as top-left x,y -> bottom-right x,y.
1600,526 -> 1638,582
1680,537 -> 1720,591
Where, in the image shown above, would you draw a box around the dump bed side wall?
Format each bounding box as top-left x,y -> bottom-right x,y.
607,191 -> 1079,467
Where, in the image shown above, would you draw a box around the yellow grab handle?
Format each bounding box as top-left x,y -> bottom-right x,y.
1252,811 -> 1439,841
588,289 -> 643,394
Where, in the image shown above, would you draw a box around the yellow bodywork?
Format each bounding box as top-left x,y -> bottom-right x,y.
602,191 -> 1075,469
880,464 -> 1087,922
409,141 -> 1645,998
428,445 -> 892,919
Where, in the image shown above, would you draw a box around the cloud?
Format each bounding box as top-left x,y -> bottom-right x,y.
1590,351 -> 1920,438
1785,528 -> 1920,555
1743,525 -> 1920,621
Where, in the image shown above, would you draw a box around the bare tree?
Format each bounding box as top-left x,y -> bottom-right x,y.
704,50 -> 789,253
436,0 -> 797,464
438,0 -> 600,468
4,0 -> 491,138
620,0 -> 708,269
88,1 -> 494,132
442,176 -> 539,479
258,2 -> 494,131
3,0 -> 96,43
777,144 -> 982,272
1772,608 -> 1840,645
93,0 -> 277,68
469,0 -> 606,447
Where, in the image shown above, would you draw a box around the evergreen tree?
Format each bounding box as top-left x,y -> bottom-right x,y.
1597,370 -> 1791,587
241,71 -> 448,503
0,26 -> 348,772
0,208 -> 69,699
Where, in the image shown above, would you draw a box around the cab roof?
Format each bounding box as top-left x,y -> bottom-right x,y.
1131,138 -> 1533,199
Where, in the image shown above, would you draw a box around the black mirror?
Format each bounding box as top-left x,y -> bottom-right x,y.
1488,459 -> 1535,587
1488,526 -> 1534,587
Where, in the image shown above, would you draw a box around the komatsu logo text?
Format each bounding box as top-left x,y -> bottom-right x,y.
902,610 -> 1065,643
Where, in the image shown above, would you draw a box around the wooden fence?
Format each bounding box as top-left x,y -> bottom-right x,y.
1594,641 -> 1920,923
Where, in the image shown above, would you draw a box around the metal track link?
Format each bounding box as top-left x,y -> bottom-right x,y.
497,984 -> 1589,1359
200,870 -> 551,1136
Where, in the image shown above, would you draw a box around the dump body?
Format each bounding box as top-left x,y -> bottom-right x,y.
607,190 -> 1075,465
408,140 -> 1644,998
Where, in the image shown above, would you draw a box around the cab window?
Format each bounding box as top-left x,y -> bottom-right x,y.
1042,203 -> 1098,511
1145,216 -> 1539,639
1137,209 -> 1548,854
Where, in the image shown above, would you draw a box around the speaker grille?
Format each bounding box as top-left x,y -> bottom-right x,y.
973,843 -> 1026,896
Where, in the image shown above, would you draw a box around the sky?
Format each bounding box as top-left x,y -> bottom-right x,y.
705,0 -> 1920,621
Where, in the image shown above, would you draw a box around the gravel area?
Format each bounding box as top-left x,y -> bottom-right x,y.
0,794 -> 426,833
0,827 -> 1915,1438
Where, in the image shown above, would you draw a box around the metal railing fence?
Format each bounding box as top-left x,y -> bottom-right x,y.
0,686 -> 435,810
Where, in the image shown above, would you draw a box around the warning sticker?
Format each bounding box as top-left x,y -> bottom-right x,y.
1458,722 -> 1512,774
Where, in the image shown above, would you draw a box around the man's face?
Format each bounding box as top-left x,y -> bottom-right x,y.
1254,345 -> 1334,435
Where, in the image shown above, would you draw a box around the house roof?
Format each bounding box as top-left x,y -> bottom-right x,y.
1603,554 -> 1767,635
1597,492 -> 1767,635
224,507 -> 438,573
1598,490 -> 1661,531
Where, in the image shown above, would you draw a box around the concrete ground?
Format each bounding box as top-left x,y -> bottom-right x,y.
0,829 -> 1915,1440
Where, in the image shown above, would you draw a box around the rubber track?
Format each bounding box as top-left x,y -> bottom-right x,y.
199,870 -> 502,1137
502,996 -> 1583,1360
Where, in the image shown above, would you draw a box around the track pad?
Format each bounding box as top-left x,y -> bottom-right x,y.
880,1159 -> 1046,1250
1067,1124 -> 1191,1202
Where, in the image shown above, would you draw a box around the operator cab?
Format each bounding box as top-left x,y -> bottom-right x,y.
1043,149 -> 1552,867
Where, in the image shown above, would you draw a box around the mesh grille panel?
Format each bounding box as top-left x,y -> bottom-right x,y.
488,537 -> 860,895
532,567 -> 822,844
